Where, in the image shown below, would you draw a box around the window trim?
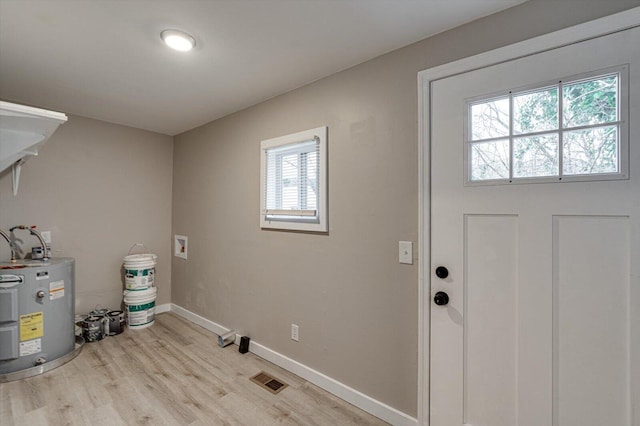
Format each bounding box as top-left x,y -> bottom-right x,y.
463,64 -> 629,186
260,126 -> 328,232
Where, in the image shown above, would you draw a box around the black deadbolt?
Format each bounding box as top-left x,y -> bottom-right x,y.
434,291 -> 449,306
435,266 -> 449,279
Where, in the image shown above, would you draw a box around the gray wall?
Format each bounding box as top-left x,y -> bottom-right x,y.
0,115 -> 173,314
171,0 -> 640,417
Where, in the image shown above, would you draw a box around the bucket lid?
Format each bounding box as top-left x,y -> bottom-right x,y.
123,286 -> 157,297
123,253 -> 157,263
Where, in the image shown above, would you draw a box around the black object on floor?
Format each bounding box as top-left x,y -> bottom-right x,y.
239,336 -> 250,354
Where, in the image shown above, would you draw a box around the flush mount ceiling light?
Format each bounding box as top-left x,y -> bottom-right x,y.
161,29 -> 196,52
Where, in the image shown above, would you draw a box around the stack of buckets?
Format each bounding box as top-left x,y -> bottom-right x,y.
123,250 -> 158,330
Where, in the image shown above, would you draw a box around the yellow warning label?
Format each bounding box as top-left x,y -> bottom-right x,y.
20,312 -> 43,341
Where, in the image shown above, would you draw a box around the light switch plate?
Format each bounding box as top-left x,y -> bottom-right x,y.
399,241 -> 413,264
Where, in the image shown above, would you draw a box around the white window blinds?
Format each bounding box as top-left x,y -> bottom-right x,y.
263,139 -> 319,217
260,127 -> 328,232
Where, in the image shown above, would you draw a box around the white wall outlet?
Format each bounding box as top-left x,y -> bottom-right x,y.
291,324 -> 299,342
399,241 -> 413,264
41,231 -> 52,244
174,235 -> 188,259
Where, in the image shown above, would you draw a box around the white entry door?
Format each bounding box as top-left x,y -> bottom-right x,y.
430,26 -> 639,426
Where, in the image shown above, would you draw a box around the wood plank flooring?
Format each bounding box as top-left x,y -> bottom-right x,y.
1,312 -> 388,425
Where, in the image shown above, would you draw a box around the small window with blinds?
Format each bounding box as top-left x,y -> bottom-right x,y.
260,126 -> 327,232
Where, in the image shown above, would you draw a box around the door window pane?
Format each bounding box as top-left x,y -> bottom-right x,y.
470,97 -> 510,140
563,126 -> 618,175
513,88 -> 558,134
470,140 -> 510,180
513,134 -> 559,178
563,75 -> 618,128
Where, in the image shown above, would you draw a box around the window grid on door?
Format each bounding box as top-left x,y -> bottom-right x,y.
464,65 -> 628,185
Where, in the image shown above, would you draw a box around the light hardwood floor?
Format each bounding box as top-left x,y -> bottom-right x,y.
1,312 -> 388,425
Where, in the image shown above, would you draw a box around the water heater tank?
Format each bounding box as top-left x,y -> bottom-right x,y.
0,258 -> 79,380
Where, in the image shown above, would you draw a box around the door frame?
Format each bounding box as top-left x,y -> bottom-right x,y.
417,8 -> 640,425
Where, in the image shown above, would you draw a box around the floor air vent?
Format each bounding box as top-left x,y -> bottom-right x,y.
250,371 -> 288,394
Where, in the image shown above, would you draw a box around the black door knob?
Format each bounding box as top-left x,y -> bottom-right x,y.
435,266 -> 449,279
434,291 -> 449,306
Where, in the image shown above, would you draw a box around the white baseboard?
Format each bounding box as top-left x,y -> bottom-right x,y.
169,303 -> 417,426
169,303 -> 229,336
249,339 -> 418,426
155,303 -> 172,314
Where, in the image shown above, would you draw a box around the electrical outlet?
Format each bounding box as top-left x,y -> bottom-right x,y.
41,231 -> 52,244
291,324 -> 299,342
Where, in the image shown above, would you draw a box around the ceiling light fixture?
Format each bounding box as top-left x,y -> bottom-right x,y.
161,29 -> 196,52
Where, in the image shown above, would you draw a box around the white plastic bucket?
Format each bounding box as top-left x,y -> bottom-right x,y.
123,253 -> 157,290
123,287 -> 157,329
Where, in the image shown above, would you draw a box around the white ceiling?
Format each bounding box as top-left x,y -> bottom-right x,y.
0,0 -> 525,136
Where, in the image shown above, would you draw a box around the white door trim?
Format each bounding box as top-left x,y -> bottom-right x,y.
417,7 -> 640,425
